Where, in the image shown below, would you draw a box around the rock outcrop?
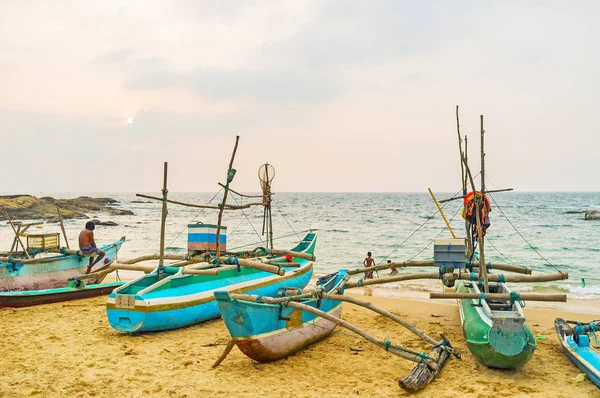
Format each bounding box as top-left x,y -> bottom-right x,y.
0,195 -> 134,220
584,210 -> 599,220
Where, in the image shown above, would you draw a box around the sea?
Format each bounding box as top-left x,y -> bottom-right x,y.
2,192 -> 599,299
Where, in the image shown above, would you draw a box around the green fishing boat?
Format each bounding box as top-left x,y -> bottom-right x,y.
455,279 -> 536,368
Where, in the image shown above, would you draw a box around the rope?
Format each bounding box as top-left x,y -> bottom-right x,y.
231,195 -> 266,246
228,200 -> 260,237
166,188 -> 223,248
272,197 -> 301,240
227,230 -> 310,251
408,204 -> 462,261
379,188 -> 463,265
488,193 -> 559,272
509,291 -> 526,308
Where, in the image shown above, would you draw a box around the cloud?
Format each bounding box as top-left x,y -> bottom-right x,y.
125,66 -> 341,103
92,48 -> 136,64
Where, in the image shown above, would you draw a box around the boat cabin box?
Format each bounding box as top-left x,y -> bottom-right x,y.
187,223 -> 227,253
433,238 -> 466,270
27,233 -> 61,251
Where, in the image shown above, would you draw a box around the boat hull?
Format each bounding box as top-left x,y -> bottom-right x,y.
216,270 -> 347,362
555,318 -> 600,388
0,238 -> 126,292
106,231 -> 318,333
456,280 -> 536,369
0,281 -> 124,307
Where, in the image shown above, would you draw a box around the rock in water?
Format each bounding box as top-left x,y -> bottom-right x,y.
584,210 -> 599,220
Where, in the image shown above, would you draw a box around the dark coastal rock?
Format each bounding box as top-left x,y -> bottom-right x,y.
584,210 -> 599,220
562,211 -> 586,214
91,219 -> 119,226
0,195 -> 134,221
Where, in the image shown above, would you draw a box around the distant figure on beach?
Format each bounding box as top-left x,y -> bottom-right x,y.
79,221 -> 105,274
363,252 -> 375,279
388,260 -> 398,275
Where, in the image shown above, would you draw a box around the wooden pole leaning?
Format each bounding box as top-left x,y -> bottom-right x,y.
430,292 -> 567,302
158,162 -> 168,268
109,263 -> 220,275
428,188 -> 456,238
56,206 -> 70,249
216,136 -> 240,259
231,294 -> 438,369
135,194 -> 262,211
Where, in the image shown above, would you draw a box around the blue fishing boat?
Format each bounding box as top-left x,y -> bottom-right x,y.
555,318 -> 600,388
215,270 -> 347,362
0,237 -> 126,291
106,231 -> 317,333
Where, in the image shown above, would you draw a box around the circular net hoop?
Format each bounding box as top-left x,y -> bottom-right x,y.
258,163 -> 275,191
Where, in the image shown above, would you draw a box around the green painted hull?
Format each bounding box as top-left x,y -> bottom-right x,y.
456,280 -> 536,369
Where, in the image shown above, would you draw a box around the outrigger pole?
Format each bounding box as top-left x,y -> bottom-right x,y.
216,136 -> 240,259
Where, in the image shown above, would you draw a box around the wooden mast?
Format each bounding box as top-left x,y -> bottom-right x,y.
216,136 -> 240,259
56,206 -> 70,249
158,162 -> 168,267
456,106 -> 472,257
478,114 -> 488,293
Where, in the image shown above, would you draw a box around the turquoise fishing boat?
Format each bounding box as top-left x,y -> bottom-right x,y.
555,318 -> 600,388
0,237 -> 126,291
106,231 -> 317,333
215,269 -> 347,362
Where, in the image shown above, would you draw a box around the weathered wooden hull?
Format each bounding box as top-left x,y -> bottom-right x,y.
0,281 -> 124,307
555,318 -> 600,388
0,238 -> 126,292
216,270 -> 347,363
456,280 -> 536,369
106,231 -> 318,333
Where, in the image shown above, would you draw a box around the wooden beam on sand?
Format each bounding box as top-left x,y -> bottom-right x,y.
430,292 -> 567,302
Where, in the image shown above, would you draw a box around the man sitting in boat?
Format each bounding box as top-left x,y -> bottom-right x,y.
79,221 -> 105,273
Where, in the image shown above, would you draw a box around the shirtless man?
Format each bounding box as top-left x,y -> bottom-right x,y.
79,221 -> 105,273
363,251 -> 375,279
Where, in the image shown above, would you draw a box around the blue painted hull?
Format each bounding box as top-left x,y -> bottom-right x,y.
106,231 -> 318,333
555,318 -> 600,388
0,237 -> 126,291
215,270 -> 347,362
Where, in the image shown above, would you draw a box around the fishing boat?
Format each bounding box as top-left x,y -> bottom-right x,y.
555,318 -> 600,388
343,107 -> 568,370
0,236 -> 126,291
106,137 -> 317,333
0,280 -> 125,307
215,270 -> 347,362
106,231 -> 316,332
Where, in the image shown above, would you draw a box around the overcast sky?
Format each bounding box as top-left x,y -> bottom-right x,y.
1,1 -> 598,193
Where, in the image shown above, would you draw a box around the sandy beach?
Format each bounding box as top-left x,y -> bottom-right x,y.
1,289 -> 598,398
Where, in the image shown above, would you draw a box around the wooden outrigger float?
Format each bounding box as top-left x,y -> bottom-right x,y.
214,269 -> 459,392
105,137 -> 318,333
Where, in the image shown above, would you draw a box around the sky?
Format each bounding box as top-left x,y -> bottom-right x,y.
1,1 -> 598,193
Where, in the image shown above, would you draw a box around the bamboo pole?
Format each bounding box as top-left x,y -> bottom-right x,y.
456,105 -> 466,197
158,162 -> 168,268
229,295 -> 437,369
438,188 -> 514,204
216,136 -> 240,259
464,135 -> 472,256
56,206 -> 70,249
135,193 -> 262,210
268,249 -> 315,261
345,270 -> 567,289
109,263 -> 220,275
428,188 -> 456,238
217,182 -> 265,198
478,114 -> 488,292
3,210 -> 30,258
321,293 -> 440,346
430,292 -> 567,302
347,260 -> 532,276
480,115 -> 485,193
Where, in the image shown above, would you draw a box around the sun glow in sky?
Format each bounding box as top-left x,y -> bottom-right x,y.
0,1 -> 599,192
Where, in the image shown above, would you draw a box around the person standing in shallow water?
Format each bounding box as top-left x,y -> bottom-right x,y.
363,251 -> 375,279
79,221 -> 105,273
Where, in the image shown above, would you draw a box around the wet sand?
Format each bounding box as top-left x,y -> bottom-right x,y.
0,292 -> 598,398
